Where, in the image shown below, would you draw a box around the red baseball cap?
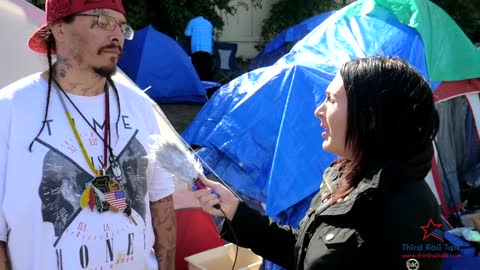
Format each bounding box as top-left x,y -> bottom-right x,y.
28,0 -> 126,55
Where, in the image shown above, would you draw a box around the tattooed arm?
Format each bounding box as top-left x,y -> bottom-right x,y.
0,241 -> 9,270
150,195 -> 176,270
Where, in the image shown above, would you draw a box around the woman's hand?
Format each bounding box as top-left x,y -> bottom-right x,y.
192,176 -> 239,221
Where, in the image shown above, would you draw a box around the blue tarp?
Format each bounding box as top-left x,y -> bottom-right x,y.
249,11 -> 335,71
118,25 -> 206,103
183,3 -> 480,270
183,7 -> 430,226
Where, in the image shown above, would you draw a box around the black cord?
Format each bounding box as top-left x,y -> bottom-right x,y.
156,108 -> 242,269
51,76 -> 117,161
29,40 -> 54,152
52,77 -> 108,140
219,207 -> 239,270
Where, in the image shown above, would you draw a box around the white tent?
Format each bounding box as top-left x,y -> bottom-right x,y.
0,0 -> 45,88
0,0 -> 138,90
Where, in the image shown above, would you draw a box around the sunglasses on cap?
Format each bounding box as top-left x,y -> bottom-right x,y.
74,13 -> 134,40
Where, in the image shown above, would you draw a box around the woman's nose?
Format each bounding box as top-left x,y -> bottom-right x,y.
314,103 -> 324,118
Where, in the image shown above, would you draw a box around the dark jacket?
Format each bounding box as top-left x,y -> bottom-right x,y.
221,147 -> 443,270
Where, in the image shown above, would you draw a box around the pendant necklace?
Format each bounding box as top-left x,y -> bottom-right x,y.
53,77 -> 137,225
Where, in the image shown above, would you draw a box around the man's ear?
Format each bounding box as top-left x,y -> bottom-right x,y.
49,22 -> 66,42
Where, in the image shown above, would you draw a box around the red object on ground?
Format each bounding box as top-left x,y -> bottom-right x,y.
175,208 -> 225,270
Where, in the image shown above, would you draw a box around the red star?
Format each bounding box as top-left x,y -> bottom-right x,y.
420,218 -> 443,241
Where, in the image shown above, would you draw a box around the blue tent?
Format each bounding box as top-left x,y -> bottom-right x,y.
184,7 -> 428,226
118,25 -> 206,103
183,2 -> 480,269
183,0 -> 480,227
249,11 -> 335,71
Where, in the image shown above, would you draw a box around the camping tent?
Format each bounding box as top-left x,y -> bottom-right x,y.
249,10 -> 335,71
427,80 -> 480,220
118,25 -> 207,103
183,0 -> 480,228
0,0 -> 45,88
0,0 -> 138,90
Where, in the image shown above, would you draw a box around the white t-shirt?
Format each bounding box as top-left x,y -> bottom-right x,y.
0,73 -> 174,270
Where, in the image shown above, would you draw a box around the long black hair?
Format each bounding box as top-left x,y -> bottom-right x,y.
333,56 -> 439,199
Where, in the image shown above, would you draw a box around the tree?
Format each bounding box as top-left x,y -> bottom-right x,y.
431,0 -> 480,44
26,0 -> 243,41
146,0 -> 242,40
258,0 -> 344,51
123,0 -> 148,30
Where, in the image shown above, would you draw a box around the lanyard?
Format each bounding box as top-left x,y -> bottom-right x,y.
54,78 -> 110,176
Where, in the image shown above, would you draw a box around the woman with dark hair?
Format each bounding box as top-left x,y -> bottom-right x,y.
193,56 -> 442,270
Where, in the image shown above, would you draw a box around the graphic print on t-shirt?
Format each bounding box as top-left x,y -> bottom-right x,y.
37,130 -> 150,269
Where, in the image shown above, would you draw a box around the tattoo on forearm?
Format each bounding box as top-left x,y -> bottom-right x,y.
150,195 -> 176,270
0,241 -> 10,270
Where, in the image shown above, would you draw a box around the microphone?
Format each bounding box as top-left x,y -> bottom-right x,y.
150,135 -> 220,209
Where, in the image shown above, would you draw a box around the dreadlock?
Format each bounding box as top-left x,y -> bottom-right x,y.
28,29 -> 55,152
28,15 -> 122,150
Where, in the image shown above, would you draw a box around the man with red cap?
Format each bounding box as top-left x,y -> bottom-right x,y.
0,0 -> 176,269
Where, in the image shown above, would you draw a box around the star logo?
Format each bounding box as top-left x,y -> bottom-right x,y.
420,218 -> 443,242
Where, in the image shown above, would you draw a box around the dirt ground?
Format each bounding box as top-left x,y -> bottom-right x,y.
157,60 -> 250,135
157,102 -> 205,134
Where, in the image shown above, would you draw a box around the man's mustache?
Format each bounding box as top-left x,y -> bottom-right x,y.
98,44 -> 123,57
